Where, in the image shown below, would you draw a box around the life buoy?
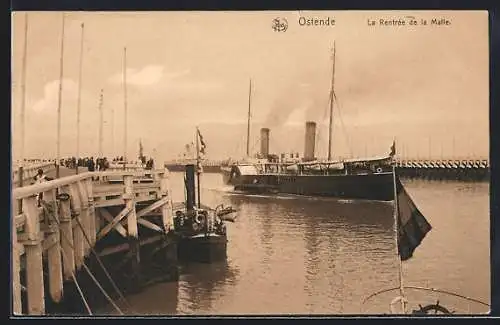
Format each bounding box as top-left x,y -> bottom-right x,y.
376,167 -> 383,173
195,211 -> 207,225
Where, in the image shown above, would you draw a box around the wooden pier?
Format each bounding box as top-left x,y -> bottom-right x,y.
11,167 -> 175,315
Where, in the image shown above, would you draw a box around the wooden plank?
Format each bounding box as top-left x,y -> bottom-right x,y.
22,196 -> 45,315
99,208 -> 127,237
94,198 -> 125,208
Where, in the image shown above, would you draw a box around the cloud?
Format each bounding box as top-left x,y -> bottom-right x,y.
31,79 -> 79,113
107,65 -> 192,87
108,65 -> 166,86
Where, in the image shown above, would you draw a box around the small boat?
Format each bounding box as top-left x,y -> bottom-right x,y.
174,129 -> 236,263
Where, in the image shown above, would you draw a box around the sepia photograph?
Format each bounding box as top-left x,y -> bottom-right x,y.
11,10 -> 490,316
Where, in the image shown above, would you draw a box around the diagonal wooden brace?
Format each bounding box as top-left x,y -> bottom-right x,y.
99,208 -> 128,237
96,206 -> 132,240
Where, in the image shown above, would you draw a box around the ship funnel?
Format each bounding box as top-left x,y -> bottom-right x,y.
260,128 -> 270,158
304,121 -> 316,161
185,164 -> 196,211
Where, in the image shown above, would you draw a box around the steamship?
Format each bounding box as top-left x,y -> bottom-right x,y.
221,44 -> 395,201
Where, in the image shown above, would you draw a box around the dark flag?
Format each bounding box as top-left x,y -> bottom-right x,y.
390,140 -> 396,157
395,175 -> 432,261
197,129 -> 207,155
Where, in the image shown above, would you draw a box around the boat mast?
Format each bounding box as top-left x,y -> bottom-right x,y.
246,78 -> 252,158
75,22 -> 84,174
327,41 -> 336,161
56,13 -> 66,178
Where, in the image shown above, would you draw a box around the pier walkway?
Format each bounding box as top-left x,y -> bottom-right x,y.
11,166 -> 175,315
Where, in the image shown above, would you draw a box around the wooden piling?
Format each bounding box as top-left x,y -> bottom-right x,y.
46,189 -> 64,303
69,184 -> 84,270
12,214 -> 22,314
84,178 -> 96,246
23,196 -> 45,315
76,181 -> 91,254
124,175 -> 141,288
159,171 -> 173,232
59,186 -> 75,281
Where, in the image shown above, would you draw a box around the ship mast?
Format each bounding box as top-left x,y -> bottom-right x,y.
327,41 -> 336,161
246,78 -> 252,158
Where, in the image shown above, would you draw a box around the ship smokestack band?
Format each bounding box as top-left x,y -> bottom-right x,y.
260,128 -> 270,158
304,121 -> 316,161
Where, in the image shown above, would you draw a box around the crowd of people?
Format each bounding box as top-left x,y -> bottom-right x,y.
58,155 -> 156,171
59,156 -> 110,171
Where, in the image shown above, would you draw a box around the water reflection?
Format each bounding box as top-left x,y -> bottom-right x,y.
177,261 -> 239,314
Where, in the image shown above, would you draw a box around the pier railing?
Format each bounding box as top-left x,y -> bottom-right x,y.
12,162 -> 55,188
11,169 -> 173,315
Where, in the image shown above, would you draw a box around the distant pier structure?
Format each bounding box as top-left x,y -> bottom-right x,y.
394,158 -> 489,182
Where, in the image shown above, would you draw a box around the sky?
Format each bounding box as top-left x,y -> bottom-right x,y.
11,11 -> 489,163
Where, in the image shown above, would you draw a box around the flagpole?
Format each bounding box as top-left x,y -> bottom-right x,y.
56,13 -> 66,178
98,89 -> 104,158
195,127 -> 201,208
75,22 -> 84,175
123,47 -> 128,170
18,13 -> 29,212
392,157 -> 406,314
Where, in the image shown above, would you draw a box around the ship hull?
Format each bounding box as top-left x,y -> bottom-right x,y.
165,164 -> 221,173
177,233 -> 227,263
221,168 -> 394,201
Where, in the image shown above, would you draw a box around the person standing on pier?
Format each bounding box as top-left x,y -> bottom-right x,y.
33,169 -> 52,207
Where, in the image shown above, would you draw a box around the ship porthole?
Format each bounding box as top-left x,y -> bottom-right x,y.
376,167 -> 383,173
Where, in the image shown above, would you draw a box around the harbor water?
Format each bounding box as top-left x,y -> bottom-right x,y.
100,173 -> 490,315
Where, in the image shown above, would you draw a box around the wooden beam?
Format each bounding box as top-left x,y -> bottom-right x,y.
137,218 -> 164,233
136,196 -> 170,219
97,234 -> 164,257
96,206 -> 132,240
98,208 -> 127,237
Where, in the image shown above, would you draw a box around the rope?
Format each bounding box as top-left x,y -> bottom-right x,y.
41,199 -> 125,315
74,216 -> 133,311
39,201 -> 92,314
362,285 -> 490,308
58,241 -> 93,315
